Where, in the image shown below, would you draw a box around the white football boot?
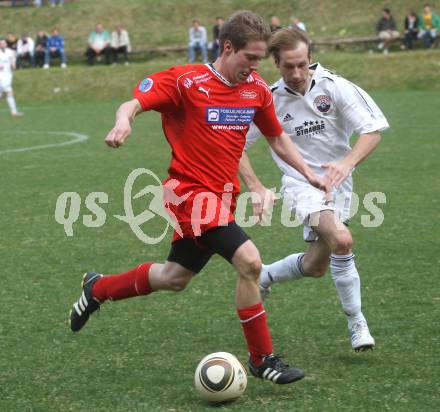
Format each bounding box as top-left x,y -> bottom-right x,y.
350,320 -> 375,352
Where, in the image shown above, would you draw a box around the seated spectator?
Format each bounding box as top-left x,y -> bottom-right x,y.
16,33 -> 35,68
6,32 -> 17,52
34,30 -> 48,67
270,16 -> 282,33
402,11 -> 419,49
110,24 -> 131,65
43,28 -> 67,68
86,23 -> 111,65
188,19 -> 208,63
288,15 -> 306,32
376,8 -> 400,55
418,4 -> 440,48
211,16 -> 224,60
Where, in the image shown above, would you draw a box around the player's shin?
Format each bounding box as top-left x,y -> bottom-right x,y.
92,262 -> 154,301
7,94 -> 17,114
260,253 -> 305,288
330,254 -> 365,329
237,302 -> 273,365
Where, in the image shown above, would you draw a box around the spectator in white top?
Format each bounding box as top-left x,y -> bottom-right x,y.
16,33 -> 35,68
110,24 -> 132,65
188,19 -> 208,63
86,23 -> 111,65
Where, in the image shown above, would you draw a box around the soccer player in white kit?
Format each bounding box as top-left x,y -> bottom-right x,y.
0,39 -> 23,117
240,28 -> 389,351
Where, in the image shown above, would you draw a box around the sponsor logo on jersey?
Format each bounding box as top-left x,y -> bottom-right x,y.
295,119 -> 326,137
193,72 -> 212,84
240,90 -> 258,99
206,107 -> 256,125
313,95 -> 332,113
183,78 -> 193,89
139,78 -> 154,93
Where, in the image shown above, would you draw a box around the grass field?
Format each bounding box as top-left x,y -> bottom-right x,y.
0,66 -> 439,412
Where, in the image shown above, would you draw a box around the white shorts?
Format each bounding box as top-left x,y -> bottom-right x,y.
0,75 -> 12,94
281,175 -> 353,242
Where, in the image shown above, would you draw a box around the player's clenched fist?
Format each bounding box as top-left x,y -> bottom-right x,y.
105,120 -> 131,148
105,99 -> 142,148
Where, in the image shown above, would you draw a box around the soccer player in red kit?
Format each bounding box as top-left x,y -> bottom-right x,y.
70,11 -> 328,384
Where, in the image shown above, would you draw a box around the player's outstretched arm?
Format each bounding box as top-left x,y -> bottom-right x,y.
239,152 -> 278,223
267,132 -> 330,193
105,99 -> 143,148
322,131 -> 381,187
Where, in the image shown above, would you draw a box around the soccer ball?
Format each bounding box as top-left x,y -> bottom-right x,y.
194,352 -> 247,403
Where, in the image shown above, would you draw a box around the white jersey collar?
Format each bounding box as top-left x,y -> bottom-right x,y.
207,63 -> 235,87
275,62 -> 327,96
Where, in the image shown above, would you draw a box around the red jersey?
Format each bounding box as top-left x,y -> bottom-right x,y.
133,63 -> 283,239
133,63 -> 282,195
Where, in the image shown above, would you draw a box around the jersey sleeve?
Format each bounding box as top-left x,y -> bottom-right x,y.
252,85 -> 283,138
245,122 -> 264,151
133,67 -> 182,113
334,78 -> 389,134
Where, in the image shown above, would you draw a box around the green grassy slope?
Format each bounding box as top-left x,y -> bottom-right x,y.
3,0 -> 435,50
11,49 -> 440,104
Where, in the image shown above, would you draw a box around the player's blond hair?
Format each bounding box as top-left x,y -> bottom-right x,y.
219,10 -> 271,53
269,28 -> 311,63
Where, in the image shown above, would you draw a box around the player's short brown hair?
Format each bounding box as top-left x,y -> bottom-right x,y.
268,28 -> 311,63
219,10 -> 271,53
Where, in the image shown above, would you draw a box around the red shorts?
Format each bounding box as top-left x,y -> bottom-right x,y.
162,178 -> 237,242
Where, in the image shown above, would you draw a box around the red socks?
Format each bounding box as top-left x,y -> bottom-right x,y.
92,262 -> 153,302
237,302 -> 273,365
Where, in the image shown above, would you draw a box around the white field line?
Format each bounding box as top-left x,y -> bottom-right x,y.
0,131 -> 89,155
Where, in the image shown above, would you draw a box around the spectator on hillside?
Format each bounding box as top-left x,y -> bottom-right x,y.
188,19 -> 208,63
34,31 -> 48,67
418,4 -> 440,48
6,32 -> 17,52
50,0 -> 64,6
86,23 -> 111,65
402,11 -> 419,49
376,8 -> 400,55
43,28 -> 67,69
270,16 -> 282,33
16,33 -> 35,68
110,24 -> 131,65
288,15 -> 306,32
211,16 -> 224,60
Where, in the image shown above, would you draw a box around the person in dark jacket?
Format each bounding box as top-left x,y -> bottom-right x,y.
376,8 -> 400,54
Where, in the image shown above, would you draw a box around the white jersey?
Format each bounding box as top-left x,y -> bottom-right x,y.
246,63 -> 389,192
0,47 -> 15,77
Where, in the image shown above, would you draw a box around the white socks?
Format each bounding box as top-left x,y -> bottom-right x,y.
7,94 -> 17,115
330,253 -> 365,329
260,253 -> 305,288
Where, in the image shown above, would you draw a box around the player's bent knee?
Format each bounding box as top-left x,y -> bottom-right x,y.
239,258 -> 262,281
332,231 -> 353,254
165,274 -> 192,291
